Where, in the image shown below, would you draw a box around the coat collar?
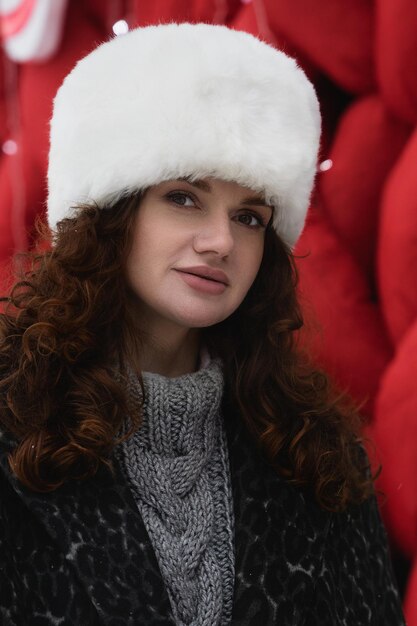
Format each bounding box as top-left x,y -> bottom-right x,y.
0,407 -> 331,625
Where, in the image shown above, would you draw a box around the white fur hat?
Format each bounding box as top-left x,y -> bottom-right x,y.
47,22 -> 321,246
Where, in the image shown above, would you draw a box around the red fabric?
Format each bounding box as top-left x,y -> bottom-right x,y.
0,50 -> 8,143
404,557 -> 417,626
263,0 -> 375,94
295,210 -> 392,416
130,0 -> 231,25
230,1 -> 270,43
231,1 -> 277,46
0,131 -> 45,259
371,319 -> 417,556
376,0 -> 417,125
377,126 -> 417,346
319,95 -> 410,280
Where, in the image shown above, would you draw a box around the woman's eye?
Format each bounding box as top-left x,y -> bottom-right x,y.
237,212 -> 264,228
166,192 -> 196,207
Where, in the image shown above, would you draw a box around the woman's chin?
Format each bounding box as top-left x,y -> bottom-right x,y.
169,307 -> 232,330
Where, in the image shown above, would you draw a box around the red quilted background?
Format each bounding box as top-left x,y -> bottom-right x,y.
0,0 -> 416,618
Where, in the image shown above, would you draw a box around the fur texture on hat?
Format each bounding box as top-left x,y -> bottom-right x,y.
47,22 -> 321,246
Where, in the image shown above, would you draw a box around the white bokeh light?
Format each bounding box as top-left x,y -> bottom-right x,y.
112,20 -> 129,36
319,159 -> 333,172
2,139 -> 18,155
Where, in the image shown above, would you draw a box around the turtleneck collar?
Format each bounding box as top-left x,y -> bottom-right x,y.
117,358 -> 235,626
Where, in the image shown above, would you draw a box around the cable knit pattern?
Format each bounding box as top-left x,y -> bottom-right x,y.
117,359 -> 235,626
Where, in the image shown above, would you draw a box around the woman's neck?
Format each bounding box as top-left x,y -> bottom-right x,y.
124,297 -> 203,377
125,317 -> 201,378
139,332 -> 201,377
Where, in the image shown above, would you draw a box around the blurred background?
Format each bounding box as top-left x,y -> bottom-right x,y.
0,0 -> 416,620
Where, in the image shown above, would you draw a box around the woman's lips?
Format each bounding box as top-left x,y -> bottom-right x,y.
174,266 -> 229,295
176,265 -> 229,284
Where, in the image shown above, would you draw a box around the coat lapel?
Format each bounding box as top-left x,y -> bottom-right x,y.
224,405 -> 331,625
0,431 -> 174,625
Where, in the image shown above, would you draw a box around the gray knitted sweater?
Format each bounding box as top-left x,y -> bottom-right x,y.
116,359 -> 235,626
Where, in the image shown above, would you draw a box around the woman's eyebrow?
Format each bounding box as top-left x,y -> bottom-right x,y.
178,177 -> 271,208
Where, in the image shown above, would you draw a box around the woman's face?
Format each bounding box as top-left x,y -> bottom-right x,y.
125,177 -> 273,330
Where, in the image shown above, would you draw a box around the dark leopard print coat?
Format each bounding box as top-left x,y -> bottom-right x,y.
0,405 -> 405,626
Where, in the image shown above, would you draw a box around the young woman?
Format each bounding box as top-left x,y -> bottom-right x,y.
0,23 -> 405,626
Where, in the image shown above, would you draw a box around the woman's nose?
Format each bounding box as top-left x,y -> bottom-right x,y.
192,215 -> 234,257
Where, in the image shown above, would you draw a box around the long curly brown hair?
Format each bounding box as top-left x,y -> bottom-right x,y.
0,193 -> 374,510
